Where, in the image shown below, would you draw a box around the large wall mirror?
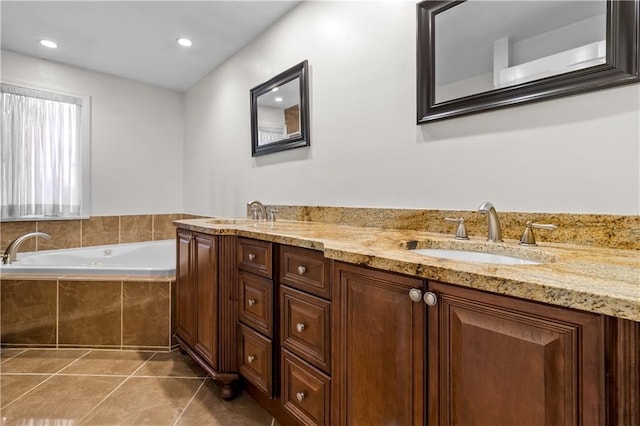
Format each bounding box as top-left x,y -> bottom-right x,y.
417,0 -> 640,123
251,60 -> 309,156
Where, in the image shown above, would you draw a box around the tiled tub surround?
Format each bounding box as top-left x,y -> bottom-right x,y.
1,277 -> 175,350
0,213 -> 200,254
177,217 -> 640,322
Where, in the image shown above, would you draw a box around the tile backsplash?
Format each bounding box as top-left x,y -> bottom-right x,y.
0,213 -> 185,254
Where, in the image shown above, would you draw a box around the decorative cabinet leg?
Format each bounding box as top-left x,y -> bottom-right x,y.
221,380 -> 236,400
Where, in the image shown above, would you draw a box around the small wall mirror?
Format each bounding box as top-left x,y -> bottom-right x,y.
251,60 -> 309,156
417,0 -> 640,123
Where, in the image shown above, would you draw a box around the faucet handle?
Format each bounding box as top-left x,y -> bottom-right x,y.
519,221 -> 557,246
266,206 -> 278,222
444,217 -> 469,240
250,205 -> 261,221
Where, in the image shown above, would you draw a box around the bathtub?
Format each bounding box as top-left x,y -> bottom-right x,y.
0,240 -> 175,276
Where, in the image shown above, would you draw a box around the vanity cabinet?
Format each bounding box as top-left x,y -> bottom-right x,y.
332,262 -> 426,426
237,238 -> 277,397
427,280 -> 605,426
175,228 -> 238,399
280,245 -> 332,426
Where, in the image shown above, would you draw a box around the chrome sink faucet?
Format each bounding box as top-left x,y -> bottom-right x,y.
248,200 -> 267,220
477,201 -> 503,242
2,232 -> 51,264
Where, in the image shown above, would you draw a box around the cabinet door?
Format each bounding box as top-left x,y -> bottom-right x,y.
194,233 -> 218,369
175,231 -> 196,345
428,280 -> 604,426
332,262 -> 425,426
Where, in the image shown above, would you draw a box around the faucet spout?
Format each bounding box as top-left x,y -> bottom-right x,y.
247,200 -> 267,220
477,201 -> 503,242
2,232 -> 51,264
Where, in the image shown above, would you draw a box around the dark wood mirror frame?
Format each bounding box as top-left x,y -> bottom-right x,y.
251,60 -> 309,157
417,0 -> 640,123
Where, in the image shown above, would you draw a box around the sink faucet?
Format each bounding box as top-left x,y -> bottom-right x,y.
2,232 -> 51,264
477,201 -> 503,242
247,200 -> 267,220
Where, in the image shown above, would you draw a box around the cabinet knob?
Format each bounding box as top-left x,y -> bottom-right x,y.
408,288 -> 423,303
296,323 -> 305,333
248,253 -> 256,261
297,265 -> 307,275
423,291 -> 438,306
296,391 -> 306,402
247,299 -> 256,307
247,355 -> 255,363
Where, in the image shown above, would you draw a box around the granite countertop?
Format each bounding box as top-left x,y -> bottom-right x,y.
175,218 -> 640,322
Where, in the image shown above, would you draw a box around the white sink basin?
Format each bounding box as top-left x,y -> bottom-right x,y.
411,248 -> 541,265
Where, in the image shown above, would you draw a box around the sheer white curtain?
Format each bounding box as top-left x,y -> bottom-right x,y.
1,84 -> 86,219
258,124 -> 286,146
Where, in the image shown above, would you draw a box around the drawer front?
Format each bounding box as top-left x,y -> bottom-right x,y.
239,324 -> 273,396
237,238 -> 273,278
282,349 -> 331,426
280,245 -> 330,299
239,271 -> 273,337
281,286 -> 331,373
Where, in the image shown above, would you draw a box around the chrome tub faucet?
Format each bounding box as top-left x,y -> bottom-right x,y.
2,232 -> 51,264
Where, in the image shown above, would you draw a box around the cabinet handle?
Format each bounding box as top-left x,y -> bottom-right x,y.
247,355 -> 255,363
296,391 -> 306,402
408,288 -> 423,302
296,323 -> 305,333
248,253 -> 256,261
248,299 -> 256,307
297,265 -> 307,275
423,291 -> 438,306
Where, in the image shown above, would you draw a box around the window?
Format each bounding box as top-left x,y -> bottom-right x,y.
0,83 -> 90,220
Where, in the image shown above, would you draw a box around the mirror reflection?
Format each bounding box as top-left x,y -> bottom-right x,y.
435,0 -> 606,103
250,60 -> 309,157
257,78 -> 301,146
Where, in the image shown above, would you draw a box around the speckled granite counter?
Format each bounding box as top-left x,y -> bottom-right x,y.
175,218 -> 640,322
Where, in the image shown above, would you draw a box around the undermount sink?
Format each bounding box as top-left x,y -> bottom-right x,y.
411,248 -> 542,265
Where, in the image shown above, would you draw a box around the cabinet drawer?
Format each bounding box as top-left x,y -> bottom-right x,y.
237,238 -> 273,278
282,349 -> 331,426
281,286 -> 331,373
239,271 -> 273,337
280,245 -> 330,299
239,324 -> 273,396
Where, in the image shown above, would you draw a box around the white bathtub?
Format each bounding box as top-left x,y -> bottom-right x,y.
0,240 -> 175,276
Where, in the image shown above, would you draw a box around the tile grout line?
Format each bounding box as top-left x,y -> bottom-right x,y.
0,348 -> 27,365
120,280 -> 124,349
171,376 -> 208,426
76,350 -> 160,424
56,280 -> 60,348
0,348 -> 91,411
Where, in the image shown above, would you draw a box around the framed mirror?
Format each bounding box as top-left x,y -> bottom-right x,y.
417,0 -> 640,123
251,60 -> 309,156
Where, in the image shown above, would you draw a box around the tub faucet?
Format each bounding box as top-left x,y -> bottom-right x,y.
247,200 -> 267,220
477,201 -> 503,242
1,232 -> 51,264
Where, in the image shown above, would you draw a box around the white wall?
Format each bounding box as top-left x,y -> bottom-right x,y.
1,50 -> 184,216
184,1 -> 639,217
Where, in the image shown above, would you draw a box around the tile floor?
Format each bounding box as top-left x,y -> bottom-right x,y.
0,348 -> 278,425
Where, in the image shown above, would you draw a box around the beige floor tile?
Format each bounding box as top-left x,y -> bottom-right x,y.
176,379 -> 274,426
59,350 -> 155,375
0,374 -> 50,408
0,348 -> 25,363
0,349 -> 89,373
133,350 -> 206,378
0,374 -> 124,424
80,377 -> 203,425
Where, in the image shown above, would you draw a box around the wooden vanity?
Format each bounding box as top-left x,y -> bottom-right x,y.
174,219 -> 639,426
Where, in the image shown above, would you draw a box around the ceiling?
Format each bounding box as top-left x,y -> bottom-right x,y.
1,1 -> 300,92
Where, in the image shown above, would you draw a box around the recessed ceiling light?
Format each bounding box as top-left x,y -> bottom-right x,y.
275,97 -> 283,102
177,38 -> 192,47
39,39 -> 58,49
271,87 -> 279,92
